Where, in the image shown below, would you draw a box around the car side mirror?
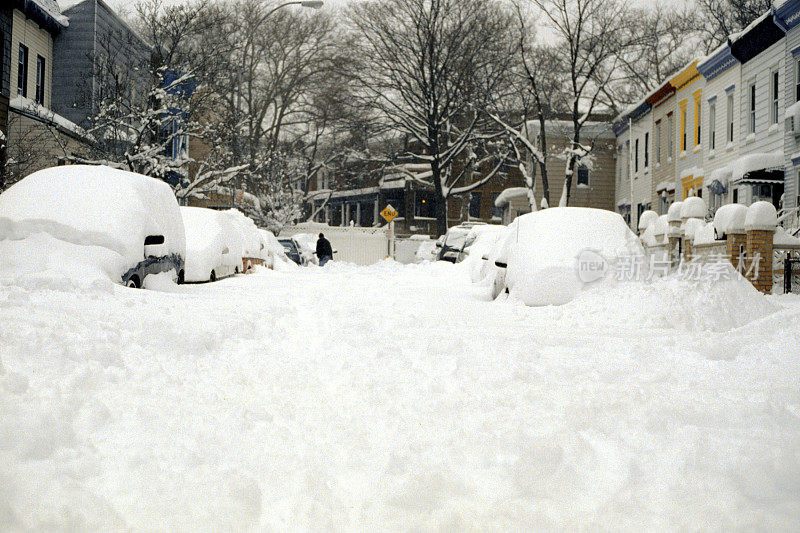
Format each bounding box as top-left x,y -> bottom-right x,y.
494,261 -> 507,268
435,242 -> 443,248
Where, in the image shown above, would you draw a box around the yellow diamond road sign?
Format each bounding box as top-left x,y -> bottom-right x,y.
381,204 -> 399,223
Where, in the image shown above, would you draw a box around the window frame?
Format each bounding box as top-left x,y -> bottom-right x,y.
771,68 -> 779,125
17,44 -> 28,98
709,100 -> 716,151
577,164 -> 590,186
749,81 -> 756,134
727,92 -> 735,143
655,120 -> 661,164
667,113 -> 674,158
35,55 -> 45,106
644,131 -> 649,168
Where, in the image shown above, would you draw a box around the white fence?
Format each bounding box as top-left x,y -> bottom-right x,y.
280,222 -> 390,266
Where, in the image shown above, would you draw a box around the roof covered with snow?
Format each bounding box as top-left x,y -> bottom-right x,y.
18,0 -> 69,31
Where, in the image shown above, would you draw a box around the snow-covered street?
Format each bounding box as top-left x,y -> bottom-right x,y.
2,261 -> 800,530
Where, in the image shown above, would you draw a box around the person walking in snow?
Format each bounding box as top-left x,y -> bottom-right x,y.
315,233 -> 333,266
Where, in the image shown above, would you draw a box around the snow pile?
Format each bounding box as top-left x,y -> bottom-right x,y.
180,207 -> 243,282
693,221 -> 719,245
0,233 -> 120,291
774,227 -> 800,246
0,165 -> 185,286
667,201 -> 683,222
714,203 -> 748,235
0,260 -> 797,529
680,196 -> 707,220
503,208 -> 644,306
745,201 -> 778,231
561,263 -> 778,332
683,218 -> 706,242
637,210 -> 659,232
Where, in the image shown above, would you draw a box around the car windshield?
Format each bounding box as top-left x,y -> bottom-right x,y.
279,241 -> 296,252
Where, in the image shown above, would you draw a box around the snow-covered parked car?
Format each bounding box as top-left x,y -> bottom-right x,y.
260,229 -> 296,270
180,207 -> 243,282
491,208 -> 644,306
221,209 -> 270,272
0,165 -> 186,288
278,237 -> 308,266
459,224 -> 506,281
436,222 -> 487,262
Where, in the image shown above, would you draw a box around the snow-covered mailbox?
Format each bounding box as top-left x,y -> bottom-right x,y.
0,165 -> 186,288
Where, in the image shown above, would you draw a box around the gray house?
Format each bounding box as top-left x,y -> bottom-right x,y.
52,0 -> 150,128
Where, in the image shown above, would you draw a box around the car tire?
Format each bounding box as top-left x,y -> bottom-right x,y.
210,270 -> 216,282
126,275 -> 141,289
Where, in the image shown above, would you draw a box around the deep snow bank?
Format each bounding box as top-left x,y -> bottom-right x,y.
552,263 -> 779,332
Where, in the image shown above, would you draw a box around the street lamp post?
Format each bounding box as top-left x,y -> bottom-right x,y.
231,0 -> 324,208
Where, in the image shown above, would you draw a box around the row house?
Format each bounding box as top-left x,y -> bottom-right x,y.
1,6 -> 11,153
615,3 -> 800,231
4,0 -> 91,179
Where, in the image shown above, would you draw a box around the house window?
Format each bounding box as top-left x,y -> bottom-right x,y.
733,188 -> 739,204
772,69 -> 779,124
796,58 -> 800,102
469,191 -> 481,219
655,120 -> 661,164
644,132 -> 649,168
577,164 -> 589,186
680,102 -> 687,152
693,89 -> 702,147
667,113 -> 674,158
727,92 -> 734,143
635,138 -> 639,173
749,82 -> 756,133
17,44 -> 28,97
491,192 -> 503,219
709,101 -> 716,150
35,55 -> 45,106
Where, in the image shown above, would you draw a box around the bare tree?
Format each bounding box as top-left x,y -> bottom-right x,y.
349,0 -> 516,235
618,4 -> 698,97
526,0 -> 633,207
693,0 -> 772,53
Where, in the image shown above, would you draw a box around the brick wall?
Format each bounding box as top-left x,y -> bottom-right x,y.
746,229 -> 774,294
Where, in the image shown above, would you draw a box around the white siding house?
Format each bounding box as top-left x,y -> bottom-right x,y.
776,0 -> 800,210
697,42 -> 742,213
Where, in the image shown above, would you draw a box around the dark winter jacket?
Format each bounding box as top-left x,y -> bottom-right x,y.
316,237 -> 333,258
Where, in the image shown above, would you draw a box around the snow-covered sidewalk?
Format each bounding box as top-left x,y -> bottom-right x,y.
1,261 -> 799,529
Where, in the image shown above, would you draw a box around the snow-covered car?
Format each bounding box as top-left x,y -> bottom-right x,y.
491,207 -> 644,306
436,222 -> 487,262
278,237 -> 307,266
0,165 -> 186,288
290,233 -> 320,265
180,207 -> 243,282
221,209 -> 270,272
459,224 -> 506,281
260,229 -> 296,270
458,224 -> 505,264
